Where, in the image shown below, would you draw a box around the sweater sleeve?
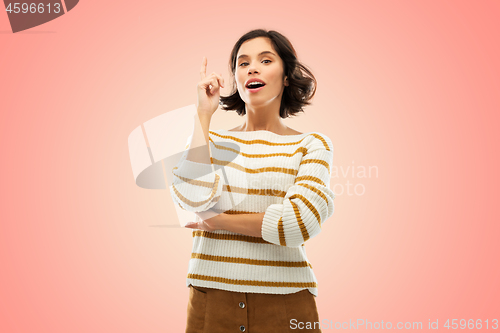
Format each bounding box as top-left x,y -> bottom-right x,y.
261,134 -> 335,247
169,135 -> 225,212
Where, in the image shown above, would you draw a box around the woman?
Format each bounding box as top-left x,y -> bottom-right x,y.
170,29 -> 335,332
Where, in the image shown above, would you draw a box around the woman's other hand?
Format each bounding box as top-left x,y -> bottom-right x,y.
196,56 -> 225,117
184,211 -> 228,232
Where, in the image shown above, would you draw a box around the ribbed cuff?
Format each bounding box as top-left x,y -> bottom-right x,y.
261,204 -> 283,246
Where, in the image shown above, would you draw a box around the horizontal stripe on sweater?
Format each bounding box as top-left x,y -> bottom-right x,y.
210,138 -> 309,158
209,131 -> 331,151
187,274 -> 317,288
192,230 -> 308,247
191,252 -> 312,268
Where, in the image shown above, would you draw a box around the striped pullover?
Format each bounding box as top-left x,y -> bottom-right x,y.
169,128 -> 335,297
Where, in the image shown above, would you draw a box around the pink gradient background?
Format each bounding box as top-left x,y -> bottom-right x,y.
1,1 -> 499,332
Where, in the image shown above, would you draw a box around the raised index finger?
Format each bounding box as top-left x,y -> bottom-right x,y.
200,56 -> 207,80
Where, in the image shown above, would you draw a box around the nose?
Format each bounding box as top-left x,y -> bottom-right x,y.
247,61 -> 259,74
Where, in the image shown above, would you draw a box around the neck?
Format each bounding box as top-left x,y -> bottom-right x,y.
239,99 -> 287,133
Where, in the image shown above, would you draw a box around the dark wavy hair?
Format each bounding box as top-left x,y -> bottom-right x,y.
219,29 -> 317,118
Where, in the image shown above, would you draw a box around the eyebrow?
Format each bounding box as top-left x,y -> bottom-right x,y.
237,51 -> 276,60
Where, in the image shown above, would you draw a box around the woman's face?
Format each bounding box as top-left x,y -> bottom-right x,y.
235,37 -> 288,109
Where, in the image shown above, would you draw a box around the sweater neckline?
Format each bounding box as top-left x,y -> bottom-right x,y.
212,129 -> 314,137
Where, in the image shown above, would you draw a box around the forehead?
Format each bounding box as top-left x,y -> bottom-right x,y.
237,37 -> 277,58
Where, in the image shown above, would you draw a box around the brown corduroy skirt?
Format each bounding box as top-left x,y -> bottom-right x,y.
186,285 -> 322,333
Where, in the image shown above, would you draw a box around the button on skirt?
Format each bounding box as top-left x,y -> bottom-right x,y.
186,285 -> 322,333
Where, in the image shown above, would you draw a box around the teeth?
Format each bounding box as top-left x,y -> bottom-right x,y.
247,82 -> 263,87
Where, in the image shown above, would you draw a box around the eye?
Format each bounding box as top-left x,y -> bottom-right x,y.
238,60 -> 272,67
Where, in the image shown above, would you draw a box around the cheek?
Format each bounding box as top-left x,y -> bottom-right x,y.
235,72 -> 244,88
268,68 -> 283,84
276,67 -> 286,79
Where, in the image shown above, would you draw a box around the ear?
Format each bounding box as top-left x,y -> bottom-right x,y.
284,76 -> 289,86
